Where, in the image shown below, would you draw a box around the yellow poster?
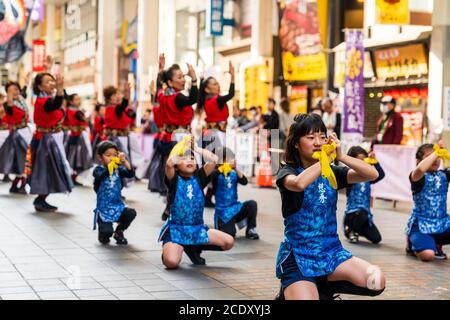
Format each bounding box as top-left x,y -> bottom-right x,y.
244,65 -> 270,111
290,86 -> 308,115
279,0 -> 327,82
374,44 -> 428,79
376,0 -> 410,25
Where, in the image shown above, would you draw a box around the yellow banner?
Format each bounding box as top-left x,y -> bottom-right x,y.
374,44 -> 428,79
244,65 -> 270,111
376,0 -> 410,25
283,51 -> 327,82
290,86 -> 308,115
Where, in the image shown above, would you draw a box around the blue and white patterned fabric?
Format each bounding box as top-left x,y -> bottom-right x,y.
406,171 -> 450,235
214,170 -> 244,228
158,175 -> 209,245
276,167 -> 352,278
345,181 -> 374,225
93,166 -> 127,229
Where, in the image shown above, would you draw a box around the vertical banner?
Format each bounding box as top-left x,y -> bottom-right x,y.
32,40 -> 46,72
279,0 -> 327,82
343,30 -> 365,136
206,0 -> 225,37
376,0 -> 410,25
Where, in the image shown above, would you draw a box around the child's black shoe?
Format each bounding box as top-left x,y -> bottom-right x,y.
246,228 -> 260,240
113,231 -> 128,245
184,246 -> 205,265
98,235 -> 110,245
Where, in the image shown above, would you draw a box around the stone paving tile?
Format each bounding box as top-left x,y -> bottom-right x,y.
1,292 -> 40,300
151,290 -> 195,300
37,290 -> 79,300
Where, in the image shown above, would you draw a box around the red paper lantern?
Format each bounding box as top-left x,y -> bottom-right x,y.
410,87 -> 420,98
390,89 -> 401,99
420,88 -> 428,98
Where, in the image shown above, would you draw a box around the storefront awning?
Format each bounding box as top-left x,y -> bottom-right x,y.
331,30 -> 432,52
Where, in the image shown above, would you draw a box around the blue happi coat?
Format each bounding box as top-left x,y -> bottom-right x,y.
214,170 -> 244,228
93,166 -> 133,229
405,170 -> 450,235
276,167 -> 352,278
159,174 -> 209,245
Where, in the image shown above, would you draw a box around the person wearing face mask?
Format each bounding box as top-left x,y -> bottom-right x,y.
373,96 -> 404,146
0,81 -> 32,194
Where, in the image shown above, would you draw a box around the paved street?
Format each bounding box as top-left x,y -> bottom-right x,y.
0,178 -> 448,300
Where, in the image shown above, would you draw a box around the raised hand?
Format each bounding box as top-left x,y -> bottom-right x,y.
44,55 -> 54,72
186,64 -> 197,82
438,139 -> 447,150
123,82 -> 131,101
119,152 -> 126,163
228,61 -> 235,82
55,74 -> 64,95
328,132 -> 342,160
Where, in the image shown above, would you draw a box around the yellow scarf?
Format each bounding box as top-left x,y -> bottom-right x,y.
169,136 -> 191,160
108,157 -> 121,176
434,144 -> 450,167
312,142 -> 338,190
218,163 -> 233,177
364,157 -> 378,165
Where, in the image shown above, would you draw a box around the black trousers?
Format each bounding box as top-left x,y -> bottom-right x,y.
98,208 -> 137,239
217,200 -> 257,237
344,210 -> 382,244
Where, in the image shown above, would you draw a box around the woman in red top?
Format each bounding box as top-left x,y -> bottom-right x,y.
29,73 -> 73,212
102,85 -> 136,163
197,62 -> 235,208
0,81 -> 32,194
91,103 -> 106,157
64,94 -> 93,185
157,55 -> 198,134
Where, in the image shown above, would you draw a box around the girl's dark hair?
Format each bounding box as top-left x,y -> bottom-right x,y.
66,94 -> 78,105
347,146 -> 368,158
215,147 -> 235,163
95,103 -> 104,113
103,86 -> 117,104
284,113 -> 327,167
97,140 -> 119,156
159,64 -> 181,88
33,73 -> 54,95
5,81 -> 21,92
197,77 -> 214,110
416,143 -> 434,161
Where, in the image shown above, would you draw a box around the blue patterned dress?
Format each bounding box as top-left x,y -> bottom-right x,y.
276,167 -> 352,278
158,173 -> 209,245
214,170 -> 244,229
93,166 -> 134,230
405,171 -> 450,235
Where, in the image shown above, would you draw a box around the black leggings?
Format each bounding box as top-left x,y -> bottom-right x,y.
98,208 -> 137,239
217,200 -> 257,237
344,210 -> 382,244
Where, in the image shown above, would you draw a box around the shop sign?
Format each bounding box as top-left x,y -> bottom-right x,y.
206,0 -> 225,36
374,44 -> 428,79
244,64 -> 270,111
279,0 -> 327,82
376,0 -> 410,25
122,17 -> 138,55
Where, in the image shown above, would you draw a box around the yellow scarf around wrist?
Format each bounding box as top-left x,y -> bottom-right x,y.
312,142 -> 338,190
364,157 -> 378,165
169,135 -> 191,160
108,157 -> 121,176
434,144 -> 450,167
218,163 -> 233,177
